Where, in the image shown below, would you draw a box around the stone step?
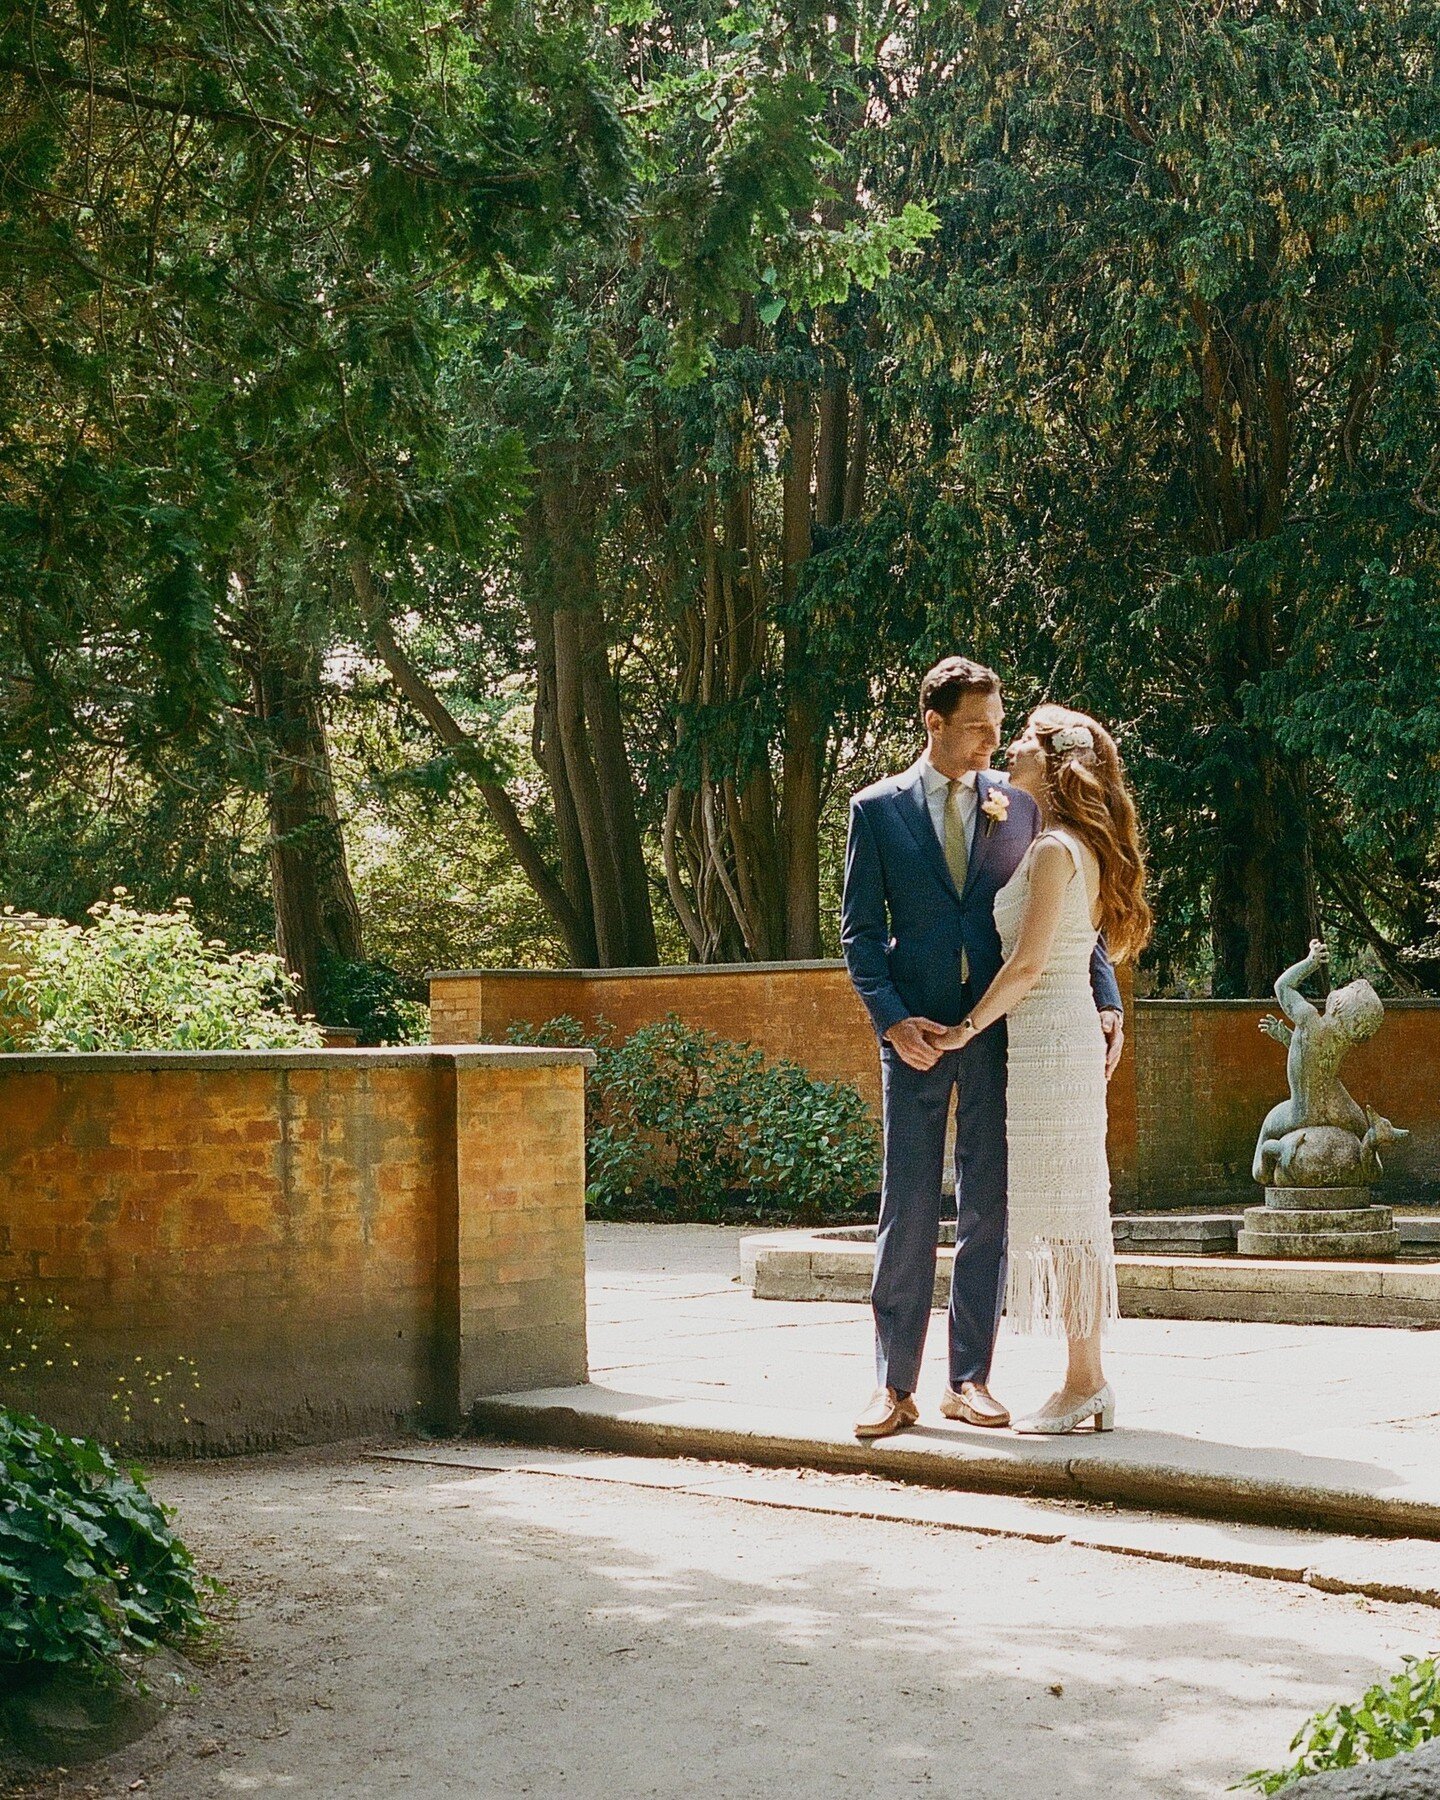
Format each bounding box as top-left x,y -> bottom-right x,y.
1112,1214 -> 1237,1252
469,1385 -> 1440,1541
1236,1227 -> 1402,1260
1243,1205 -> 1386,1236
742,1228 -> 1440,1322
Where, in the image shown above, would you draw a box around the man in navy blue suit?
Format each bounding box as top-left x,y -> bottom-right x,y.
841,658 -> 1124,1440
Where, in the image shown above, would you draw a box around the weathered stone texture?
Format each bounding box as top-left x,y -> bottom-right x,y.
1289,1739 -> 1440,1797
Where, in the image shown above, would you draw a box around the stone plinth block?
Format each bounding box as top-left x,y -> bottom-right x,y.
1111,1213 -> 1238,1254
1239,1198 -> 1400,1261
1247,1204 -> 1379,1234
1264,1184 -> 1372,1212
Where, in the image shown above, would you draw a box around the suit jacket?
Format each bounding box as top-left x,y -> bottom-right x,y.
841,760 -> 1123,1040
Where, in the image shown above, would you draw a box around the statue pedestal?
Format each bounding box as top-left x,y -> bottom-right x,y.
1238,1186 -> 1401,1259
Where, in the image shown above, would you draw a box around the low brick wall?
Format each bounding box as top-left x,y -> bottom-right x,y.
429,965 -> 1438,1209
1136,1000 -> 1439,1207
0,1046 -> 591,1451
432,959 -> 878,1102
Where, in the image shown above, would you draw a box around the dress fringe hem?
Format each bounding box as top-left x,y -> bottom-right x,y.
1003,1237 -> 1119,1340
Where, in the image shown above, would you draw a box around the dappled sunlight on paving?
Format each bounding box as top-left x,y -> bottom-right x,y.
107,1452 -> 1439,1800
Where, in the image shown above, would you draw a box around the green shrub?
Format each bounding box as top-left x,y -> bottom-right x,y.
1238,1656 -> 1440,1792
0,896 -> 324,1051
507,1014 -> 879,1216
0,1408 -> 207,1680
315,953 -> 430,1045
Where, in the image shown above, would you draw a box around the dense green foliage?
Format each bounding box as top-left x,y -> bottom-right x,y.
0,900 -> 324,1051
867,0 -> 1440,993
1239,1656 -> 1440,1792
3,0 -> 1437,997
509,1014 -> 879,1216
0,1408 -> 206,1679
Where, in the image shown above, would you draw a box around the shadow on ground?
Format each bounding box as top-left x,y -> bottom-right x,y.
8,1450 -> 1426,1800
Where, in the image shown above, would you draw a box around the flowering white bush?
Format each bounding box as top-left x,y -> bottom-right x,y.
0,895 -> 324,1051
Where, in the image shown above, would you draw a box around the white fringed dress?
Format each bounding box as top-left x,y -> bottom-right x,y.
993,827 -> 1119,1340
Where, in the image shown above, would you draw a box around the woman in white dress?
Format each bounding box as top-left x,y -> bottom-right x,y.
933,705 -> 1151,1434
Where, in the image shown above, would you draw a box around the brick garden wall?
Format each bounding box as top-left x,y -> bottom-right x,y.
429,966 -> 1437,1209
0,1046 -> 591,1451
1135,1000 -> 1439,1207
431,960 -> 880,1105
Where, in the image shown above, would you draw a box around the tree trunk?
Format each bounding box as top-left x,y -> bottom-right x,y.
1210,741 -> 1320,996
550,602 -> 634,965
1189,306 -> 1319,994
780,381 -> 822,958
351,561 -> 594,965
529,594 -> 599,966
252,634 -> 365,1021
531,453 -> 658,967
576,603 -> 658,965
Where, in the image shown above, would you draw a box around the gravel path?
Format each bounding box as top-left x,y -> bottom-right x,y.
6,1445 -> 1436,1800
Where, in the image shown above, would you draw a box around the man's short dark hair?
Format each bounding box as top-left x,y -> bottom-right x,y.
919,657 -> 1001,721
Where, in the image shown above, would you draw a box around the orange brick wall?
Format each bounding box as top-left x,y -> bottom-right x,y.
1136,1000 -> 1439,1206
454,1062 -> 588,1396
429,965 -> 1438,1209
431,961 -> 882,1108
429,961 -> 1140,1202
0,1047 -> 591,1451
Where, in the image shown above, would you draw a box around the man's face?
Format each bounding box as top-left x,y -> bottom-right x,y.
925,689 -> 1004,774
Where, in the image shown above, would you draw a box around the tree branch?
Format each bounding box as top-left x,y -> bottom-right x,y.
349,560 -> 588,963
0,58 -> 538,185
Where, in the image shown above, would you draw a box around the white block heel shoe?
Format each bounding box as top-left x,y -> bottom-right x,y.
1014,1383 -> 1115,1435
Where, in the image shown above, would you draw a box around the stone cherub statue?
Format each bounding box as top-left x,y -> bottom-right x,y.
1252,939 -> 1407,1189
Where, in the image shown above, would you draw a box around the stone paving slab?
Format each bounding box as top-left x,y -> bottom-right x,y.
375,1442 -> 1440,1609
474,1225 -> 1440,1541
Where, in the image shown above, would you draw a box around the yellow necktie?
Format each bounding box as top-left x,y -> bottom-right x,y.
946,779 -> 971,984
944,778 -> 970,893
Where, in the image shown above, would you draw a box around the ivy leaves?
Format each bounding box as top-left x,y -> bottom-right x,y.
0,1408 -> 207,1679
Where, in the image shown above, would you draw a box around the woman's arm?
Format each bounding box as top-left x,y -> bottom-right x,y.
933,838 -> 1073,1048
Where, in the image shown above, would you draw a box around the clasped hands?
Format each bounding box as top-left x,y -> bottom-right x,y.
886,1010 -> 1126,1079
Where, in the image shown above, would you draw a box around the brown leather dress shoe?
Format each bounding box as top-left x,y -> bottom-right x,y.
854,1387 -> 920,1440
939,1381 -> 1011,1428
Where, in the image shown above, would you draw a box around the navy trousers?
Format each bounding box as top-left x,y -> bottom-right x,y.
870,1005 -> 1009,1394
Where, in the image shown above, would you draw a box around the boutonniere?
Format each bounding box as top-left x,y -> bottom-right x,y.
980,788 -> 1011,835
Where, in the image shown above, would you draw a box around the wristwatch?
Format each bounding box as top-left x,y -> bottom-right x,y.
958,1016 -> 977,1040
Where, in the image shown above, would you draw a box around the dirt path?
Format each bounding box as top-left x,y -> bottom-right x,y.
5,1443 -> 1437,1799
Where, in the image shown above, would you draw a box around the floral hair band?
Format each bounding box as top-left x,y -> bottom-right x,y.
1050,724 -> 1095,755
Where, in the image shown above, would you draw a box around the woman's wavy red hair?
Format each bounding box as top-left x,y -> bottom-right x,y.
1030,705 -> 1152,965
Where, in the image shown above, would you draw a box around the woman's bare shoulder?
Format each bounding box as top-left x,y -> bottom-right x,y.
1027,834 -> 1077,882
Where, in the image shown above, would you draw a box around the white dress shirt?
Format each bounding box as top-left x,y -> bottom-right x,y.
918,756 -> 978,862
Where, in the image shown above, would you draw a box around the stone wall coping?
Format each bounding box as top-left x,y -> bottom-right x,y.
1136,996 -> 1440,1011
0,1045 -> 596,1075
427,959 -> 848,981
427,964 -> 1440,1011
